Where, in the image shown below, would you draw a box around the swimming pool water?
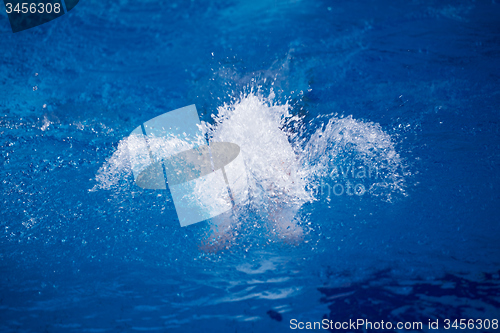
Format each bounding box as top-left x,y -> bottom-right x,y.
1,0 -> 499,332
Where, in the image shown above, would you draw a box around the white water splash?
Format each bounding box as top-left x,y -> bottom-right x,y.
93,137 -> 132,190
94,90 -> 406,234
303,115 -> 406,201
93,132 -> 205,191
204,91 -> 312,211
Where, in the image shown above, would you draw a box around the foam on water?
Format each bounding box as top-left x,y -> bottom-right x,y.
94,89 -> 406,240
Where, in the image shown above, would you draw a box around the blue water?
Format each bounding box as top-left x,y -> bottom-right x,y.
1,0 -> 499,332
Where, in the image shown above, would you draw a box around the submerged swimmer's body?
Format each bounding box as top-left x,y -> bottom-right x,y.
201,158 -> 305,252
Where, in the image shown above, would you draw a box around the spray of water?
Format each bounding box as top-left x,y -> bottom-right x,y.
94,89 -> 406,245
302,115 -> 406,201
